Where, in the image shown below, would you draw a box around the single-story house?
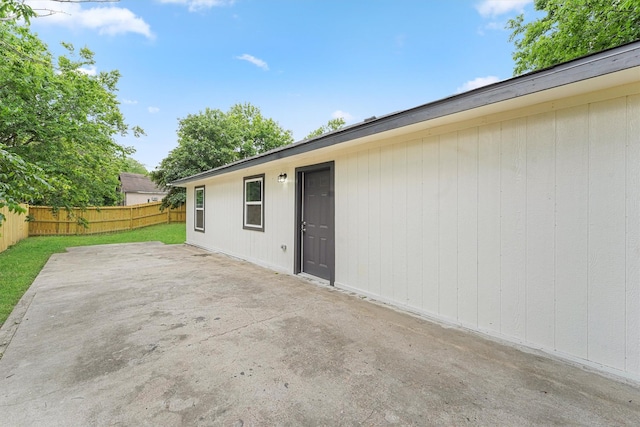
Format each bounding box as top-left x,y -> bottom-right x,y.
118,172 -> 167,206
172,41 -> 640,383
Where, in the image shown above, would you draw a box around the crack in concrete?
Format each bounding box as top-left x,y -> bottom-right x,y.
197,309 -> 303,344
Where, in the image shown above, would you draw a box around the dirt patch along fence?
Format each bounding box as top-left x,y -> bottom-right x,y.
28,202 -> 186,236
0,204 -> 30,253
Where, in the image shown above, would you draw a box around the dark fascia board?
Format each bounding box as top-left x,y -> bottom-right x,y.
171,40 -> 640,187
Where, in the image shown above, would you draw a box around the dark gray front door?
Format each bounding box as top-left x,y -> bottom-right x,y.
301,168 -> 332,281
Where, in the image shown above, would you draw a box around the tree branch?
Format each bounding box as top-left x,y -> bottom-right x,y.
0,1 -> 120,22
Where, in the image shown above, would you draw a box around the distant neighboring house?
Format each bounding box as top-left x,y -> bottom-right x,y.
118,172 -> 167,206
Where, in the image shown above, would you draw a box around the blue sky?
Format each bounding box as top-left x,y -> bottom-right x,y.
25,0 -> 536,171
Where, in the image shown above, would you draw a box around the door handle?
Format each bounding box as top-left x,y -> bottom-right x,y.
301,221 -> 307,232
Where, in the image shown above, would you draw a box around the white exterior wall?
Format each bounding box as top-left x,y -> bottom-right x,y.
124,192 -> 164,206
335,92 -> 640,381
186,166 -> 297,273
184,85 -> 640,381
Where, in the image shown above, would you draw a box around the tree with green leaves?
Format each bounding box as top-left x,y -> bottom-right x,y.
1,0 -> 120,23
0,145 -> 50,225
1,20 -> 142,219
0,0 -> 35,22
508,0 -> 640,75
151,103 -> 294,208
122,157 -> 149,175
305,117 -> 346,140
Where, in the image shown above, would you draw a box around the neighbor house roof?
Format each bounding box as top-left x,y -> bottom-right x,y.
171,40 -> 640,187
119,173 -> 167,194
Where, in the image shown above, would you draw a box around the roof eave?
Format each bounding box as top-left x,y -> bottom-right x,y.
171,41 -> 640,187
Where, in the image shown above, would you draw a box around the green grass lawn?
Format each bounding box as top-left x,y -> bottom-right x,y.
0,223 -> 186,327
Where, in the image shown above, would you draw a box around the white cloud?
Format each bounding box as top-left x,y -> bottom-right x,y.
477,20 -> 508,36
148,107 -> 160,114
235,54 -> 269,71
77,65 -> 97,76
25,1 -> 154,39
456,76 -> 500,93
484,21 -> 506,30
122,99 -> 138,105
156,0 -> 235,12
475,0 -> 532,17
332,110 -> 354,122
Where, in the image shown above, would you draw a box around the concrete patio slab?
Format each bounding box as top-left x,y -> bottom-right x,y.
0,242 -> 639,426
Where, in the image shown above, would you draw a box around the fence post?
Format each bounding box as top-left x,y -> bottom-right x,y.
130,206 -> 133,231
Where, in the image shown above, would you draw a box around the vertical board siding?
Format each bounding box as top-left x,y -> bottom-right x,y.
438,133 -> 459,321
525,112 -> 556,349
406,140 -> 424,309
392,142 -> 408,305
368,148 -> 382,297
627,94 -> 640,376
554,105 -> 589,359
477,123 -> 502,333
499,118 -> 527,340
335,159 -> 349,284
186,92 -> 640,381
421,137 -> 440,314
332,93 -> 638,379
346,153 -> 360,289
357,151 -> 370,292
588,98 -> 627,370
267,171 -> 293,268
189,170 -> 295,273
379,145 -> 395,300
457,128 -> 479,328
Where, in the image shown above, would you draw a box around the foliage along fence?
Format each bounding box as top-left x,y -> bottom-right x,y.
0,204 -> 30,254
28,202 -> 186,236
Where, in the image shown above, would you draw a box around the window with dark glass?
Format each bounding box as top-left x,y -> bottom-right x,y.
195,186 -> 205,231
243,175 -> 264,231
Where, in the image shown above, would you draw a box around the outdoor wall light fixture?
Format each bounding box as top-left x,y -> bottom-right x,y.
277,173 -> 287,183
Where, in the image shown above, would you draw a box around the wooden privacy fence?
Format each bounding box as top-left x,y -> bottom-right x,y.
29,202 -> 186,236
0,204 -> 30,253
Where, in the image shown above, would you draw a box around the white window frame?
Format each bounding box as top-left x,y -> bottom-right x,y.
243,174 -> 264,231
194,186 -> 205,232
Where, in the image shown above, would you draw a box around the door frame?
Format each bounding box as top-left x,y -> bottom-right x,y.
294,161 -> 335,285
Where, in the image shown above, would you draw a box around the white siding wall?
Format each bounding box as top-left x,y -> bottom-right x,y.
184,90 -> 640,381
186,167 -> 296,273
124,193 -> 164,206
335,94 -> 640,380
